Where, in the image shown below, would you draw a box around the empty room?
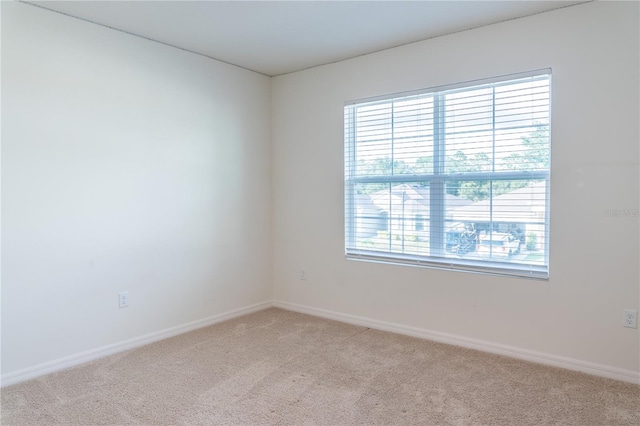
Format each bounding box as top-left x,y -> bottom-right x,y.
1,0 -> 639,424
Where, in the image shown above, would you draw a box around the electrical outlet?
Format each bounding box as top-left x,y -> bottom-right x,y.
299,270 -> 307,281
623,309 -> 637,328
118,291 -> 129,308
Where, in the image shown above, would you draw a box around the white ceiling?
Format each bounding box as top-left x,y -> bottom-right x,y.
26,1 -> 587,76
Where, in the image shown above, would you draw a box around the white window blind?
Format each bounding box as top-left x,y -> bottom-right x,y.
344,70 -> 551,279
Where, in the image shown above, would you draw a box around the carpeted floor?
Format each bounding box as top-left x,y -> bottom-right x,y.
1,308 -> 639,425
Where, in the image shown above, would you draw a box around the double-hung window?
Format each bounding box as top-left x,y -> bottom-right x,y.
344,70 -> 550,279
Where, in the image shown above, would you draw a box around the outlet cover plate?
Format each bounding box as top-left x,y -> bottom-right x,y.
623,309 -> 637,328
118,291 -> 129,308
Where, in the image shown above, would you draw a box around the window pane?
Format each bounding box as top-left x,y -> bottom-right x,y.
352,182 -> 431,256
393,96 -> 434,174
352,183 -> 391,250
446,179 -> 547,266
353,97 -> 434,177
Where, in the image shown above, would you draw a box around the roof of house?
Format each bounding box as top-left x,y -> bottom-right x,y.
356,181 -> 546,223
362,184 -> 473,215
450,181 -> 547,223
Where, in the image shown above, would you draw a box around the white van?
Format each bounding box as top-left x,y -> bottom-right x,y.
478,233 -> 520,257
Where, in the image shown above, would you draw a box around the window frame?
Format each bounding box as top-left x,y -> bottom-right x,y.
344,69 -> 551,280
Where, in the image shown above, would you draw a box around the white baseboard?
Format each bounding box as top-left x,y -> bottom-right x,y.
273,300 -> 640,385
4,299 -> 638,387
1,300 -> 274,387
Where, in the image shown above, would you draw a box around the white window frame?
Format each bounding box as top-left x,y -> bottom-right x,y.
344,70 -> 551,280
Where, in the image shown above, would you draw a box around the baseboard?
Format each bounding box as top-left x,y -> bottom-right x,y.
5,299 -> 638,387
273,300 -> 640,385
1,300 -> 274,387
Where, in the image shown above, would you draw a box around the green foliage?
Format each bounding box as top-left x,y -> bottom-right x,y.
415,156 -> 434,174
357,158 -> 414,176
446,151 -> 492,174
355,125 -> 549,199
502,125 -> 550,171
357,158 -> 415,194
454,180 -> 490,201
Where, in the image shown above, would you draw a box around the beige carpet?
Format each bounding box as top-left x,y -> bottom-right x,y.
1,308 -> 639,425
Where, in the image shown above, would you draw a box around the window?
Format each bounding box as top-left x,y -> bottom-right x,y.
344,70 -> 550,279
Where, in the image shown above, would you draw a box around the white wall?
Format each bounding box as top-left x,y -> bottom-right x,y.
272,1 -> 639,376
2,0 -> 638,384
1,2 -> 272,375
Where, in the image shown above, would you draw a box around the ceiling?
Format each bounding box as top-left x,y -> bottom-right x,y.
26,1 -> 587,76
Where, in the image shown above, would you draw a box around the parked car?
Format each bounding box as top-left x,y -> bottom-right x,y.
477,232 -> 520,257
446,222 -> 477,254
